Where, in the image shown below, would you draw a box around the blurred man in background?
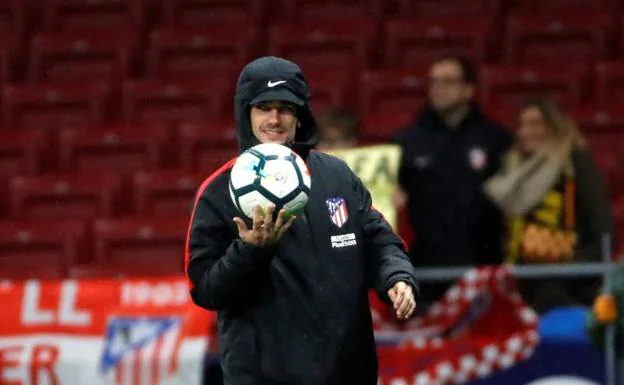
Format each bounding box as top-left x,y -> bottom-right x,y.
316,108 -> 360,151
394,56 -> 513,308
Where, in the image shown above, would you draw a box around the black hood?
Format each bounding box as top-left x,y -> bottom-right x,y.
234,56 -> 318,157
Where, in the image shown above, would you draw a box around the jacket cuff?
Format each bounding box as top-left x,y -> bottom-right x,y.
385,274 -> 419,298
232,240 -> 277,268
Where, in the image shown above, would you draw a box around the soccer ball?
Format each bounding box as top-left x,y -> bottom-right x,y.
229,143 -> 311,219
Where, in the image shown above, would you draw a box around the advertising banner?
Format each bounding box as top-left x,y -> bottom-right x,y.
0,278 -> 213,385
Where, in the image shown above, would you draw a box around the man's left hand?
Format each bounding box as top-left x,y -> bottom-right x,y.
388,281 -> 416,320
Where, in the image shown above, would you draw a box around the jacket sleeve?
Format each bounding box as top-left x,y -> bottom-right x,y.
186,194 -> 276,311
352,171 -> 419,303
573,149 -> 614,261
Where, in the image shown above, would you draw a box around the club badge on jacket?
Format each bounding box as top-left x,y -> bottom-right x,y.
326,197 -> 348,228
468,147 -> 488,171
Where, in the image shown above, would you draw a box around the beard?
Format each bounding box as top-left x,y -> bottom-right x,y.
433,99 -> 467,116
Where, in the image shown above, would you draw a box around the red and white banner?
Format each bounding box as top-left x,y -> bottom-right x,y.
0,277 -> 214,385
0,268 -> 539,385
373,266 -> 540,385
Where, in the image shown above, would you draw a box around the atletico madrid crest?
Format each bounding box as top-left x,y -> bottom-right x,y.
101,316 -> 183,384
326,197 -> 348,228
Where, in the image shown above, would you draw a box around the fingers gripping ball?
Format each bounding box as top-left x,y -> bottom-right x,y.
229,143 -> 311,219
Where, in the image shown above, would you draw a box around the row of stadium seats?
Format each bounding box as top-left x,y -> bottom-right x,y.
4,13 -> 624,82
1,0 -> 623,35
0,216 -> 188,279
2,62 -> 624,128
2,170 -> 201,219
1,131 -> 623,214
2,165 -> 623,219
1,194 -> 623,280
1,114 -> 624,177
0,123 -> 238,177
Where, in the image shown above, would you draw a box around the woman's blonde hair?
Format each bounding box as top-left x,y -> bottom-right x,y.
518,95 -> 586,152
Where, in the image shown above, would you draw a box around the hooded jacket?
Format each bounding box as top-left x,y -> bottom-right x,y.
185,57 -> 418,385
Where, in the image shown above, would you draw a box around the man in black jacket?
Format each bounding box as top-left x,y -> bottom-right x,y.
394,56 -> 512,305
185,56 -> 418,385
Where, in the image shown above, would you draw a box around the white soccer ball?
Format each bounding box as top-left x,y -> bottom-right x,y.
229,143 -> 311,219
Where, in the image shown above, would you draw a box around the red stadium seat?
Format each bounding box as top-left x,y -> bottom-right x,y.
360,67 -> 429,115
159,0 -> 264,27
146,26 -> 257,76
2,81 -> 112,130
0,36 -> 20,85
0,0 -> 28,38
395,0 -> 498,19
573,104 -> 624,133
480,64 -> 588,110
595,61 -> 624,103
92,217 -> 188,276
58,126 -> 166,173
9,172 -> 124,219
267,20 -> 376,70
614,195 -> 624,226
30,30 -> 139,82
122,76 -> 233,123
614,196 -> 624,253
304,66 -> 357,113
177,120 -> 237,172
585,133 -> 624,198
488,106 -> 517,129
133,169 -> 206,216
384,17 -> 489,68
510,0 -> 617,13
42,0 -> 147,32
0,130 -> 47,179
360,111 -> 414,141
396,206 -> 414,250
0,219 -> 87,279
279,0 -> 384,21
504,12 -> 614,64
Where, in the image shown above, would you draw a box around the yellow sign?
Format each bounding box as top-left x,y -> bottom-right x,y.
326,144 -> 401,229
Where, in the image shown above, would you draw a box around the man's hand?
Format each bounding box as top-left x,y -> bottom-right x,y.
233,205 -> 296,247
388,281 -> 416,320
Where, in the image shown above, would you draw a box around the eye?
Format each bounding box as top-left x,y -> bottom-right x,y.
279,105 -> 296,115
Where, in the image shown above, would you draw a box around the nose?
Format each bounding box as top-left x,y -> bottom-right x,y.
266,108 -> 280,124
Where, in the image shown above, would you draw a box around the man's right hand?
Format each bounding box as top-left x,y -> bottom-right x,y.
233,205 -> 296,247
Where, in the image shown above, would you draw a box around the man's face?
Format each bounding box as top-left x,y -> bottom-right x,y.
250,101 -> 298,145
428,60 -> 475,113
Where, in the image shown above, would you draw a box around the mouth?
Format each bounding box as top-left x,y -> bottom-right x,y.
262,127 -> 285,134
261,127 -> 287,141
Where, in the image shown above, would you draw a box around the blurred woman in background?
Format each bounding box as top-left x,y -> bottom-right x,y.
484,95 -> 614,313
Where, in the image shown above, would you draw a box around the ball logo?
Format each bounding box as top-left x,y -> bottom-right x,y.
273,172 -> 287,183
